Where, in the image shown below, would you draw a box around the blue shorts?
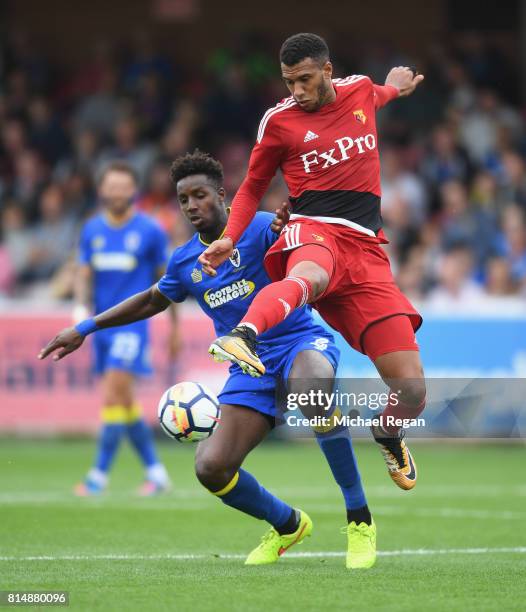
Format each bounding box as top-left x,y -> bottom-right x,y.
218,325 -> 339,418
93,323 -> 152,376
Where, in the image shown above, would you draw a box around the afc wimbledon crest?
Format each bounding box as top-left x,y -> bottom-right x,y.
353,109 -> 367,124
229,248 -> 241,268
124,231 -> 141,252
92,235 -> 105,250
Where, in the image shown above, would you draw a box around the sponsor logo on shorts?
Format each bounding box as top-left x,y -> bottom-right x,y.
204,279 -> 255,308
311,337 -> 329,351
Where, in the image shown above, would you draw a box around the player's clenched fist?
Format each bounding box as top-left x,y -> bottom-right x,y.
385,66 -> 424,97
38,327 -> 85,361
198,237 -> 234,277
270,201 -> 291,235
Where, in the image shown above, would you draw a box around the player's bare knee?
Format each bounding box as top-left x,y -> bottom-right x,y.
287,350 -> 335,418
288,349 -> 335,382
103,388 -> 133,407
103,370 -> 134,407
309,273 -> 329,300
397,377 -> 426,408
287,262 -> 329,300
195,452 -> 235,492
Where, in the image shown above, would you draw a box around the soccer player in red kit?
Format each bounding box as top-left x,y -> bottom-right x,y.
199,33 -> 426,490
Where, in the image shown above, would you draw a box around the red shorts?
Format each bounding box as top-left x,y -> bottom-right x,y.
264,218 -> 422,355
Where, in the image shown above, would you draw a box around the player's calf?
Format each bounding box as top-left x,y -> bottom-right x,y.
197,450 -> 306,563
380,379 -> 426,435
372,377 -> 423,490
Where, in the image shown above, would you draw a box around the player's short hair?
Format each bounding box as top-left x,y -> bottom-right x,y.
280,33 -> 329,67
97,160 -> 138,185
170,149 -> 224,189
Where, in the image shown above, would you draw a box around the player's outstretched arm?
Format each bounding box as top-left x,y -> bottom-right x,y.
384,66 -> 424,97
199,111 -> 282,275
37,327 -> 85,362
38,286 -> 171,361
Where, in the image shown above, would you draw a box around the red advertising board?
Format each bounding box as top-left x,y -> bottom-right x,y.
0,308 -> 228,434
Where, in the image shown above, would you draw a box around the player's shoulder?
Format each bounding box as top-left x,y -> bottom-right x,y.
239,211 -> 273,239
168,233 -> 201,265
133,211 -> 165,234
237,210 -> 271,240
333,74 -> 373,92
238,211 -> 276,252
249,211 -> 274,230
257,96 -> 297,143
81,212 -> 104,235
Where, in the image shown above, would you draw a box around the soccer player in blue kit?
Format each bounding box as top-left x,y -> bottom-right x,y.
71,161 -> 174,496
39,152 -> 376,569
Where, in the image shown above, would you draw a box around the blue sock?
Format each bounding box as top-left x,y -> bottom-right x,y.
315,425 -> 367,510
127,418 -> 159,468
214,469 -> 293,529
95,423 -> 127,472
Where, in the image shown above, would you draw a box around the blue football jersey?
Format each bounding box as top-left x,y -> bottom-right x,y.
157,211 -> 320,342
79,211 -> 168,314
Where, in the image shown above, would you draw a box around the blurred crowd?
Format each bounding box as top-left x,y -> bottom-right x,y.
1,29 -> 525,312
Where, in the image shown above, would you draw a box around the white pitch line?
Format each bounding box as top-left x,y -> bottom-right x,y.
1,498 -> 524,523
1,484 -> 525,505
1,494 -> 525,521
308,504 -> 526,521
1,548 -> 525,562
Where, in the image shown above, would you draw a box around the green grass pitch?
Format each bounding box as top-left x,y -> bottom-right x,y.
1,438 -> 525,611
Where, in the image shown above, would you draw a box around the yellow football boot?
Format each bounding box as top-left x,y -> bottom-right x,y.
345,520 -> 377,569
245,510 -> 313,565
209,326 -> 265,377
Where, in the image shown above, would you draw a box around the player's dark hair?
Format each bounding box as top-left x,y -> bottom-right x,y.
170,149 -> 224,189
97,160 -> 138,185
280,33 -> 329,67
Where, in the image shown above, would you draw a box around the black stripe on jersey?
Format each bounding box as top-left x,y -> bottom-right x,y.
289,190 -> 382,233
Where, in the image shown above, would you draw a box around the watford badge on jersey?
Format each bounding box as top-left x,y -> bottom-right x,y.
353,109 -> 367,124
312,233 -> 325,242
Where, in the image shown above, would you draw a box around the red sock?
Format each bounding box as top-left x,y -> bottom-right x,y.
240,277 -> 312,334
380,395 -> 426,435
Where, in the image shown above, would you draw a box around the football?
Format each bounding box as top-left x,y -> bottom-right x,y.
158,381 -> 221,442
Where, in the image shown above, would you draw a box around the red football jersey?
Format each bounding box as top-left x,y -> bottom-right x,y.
224,75 -> 398,244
